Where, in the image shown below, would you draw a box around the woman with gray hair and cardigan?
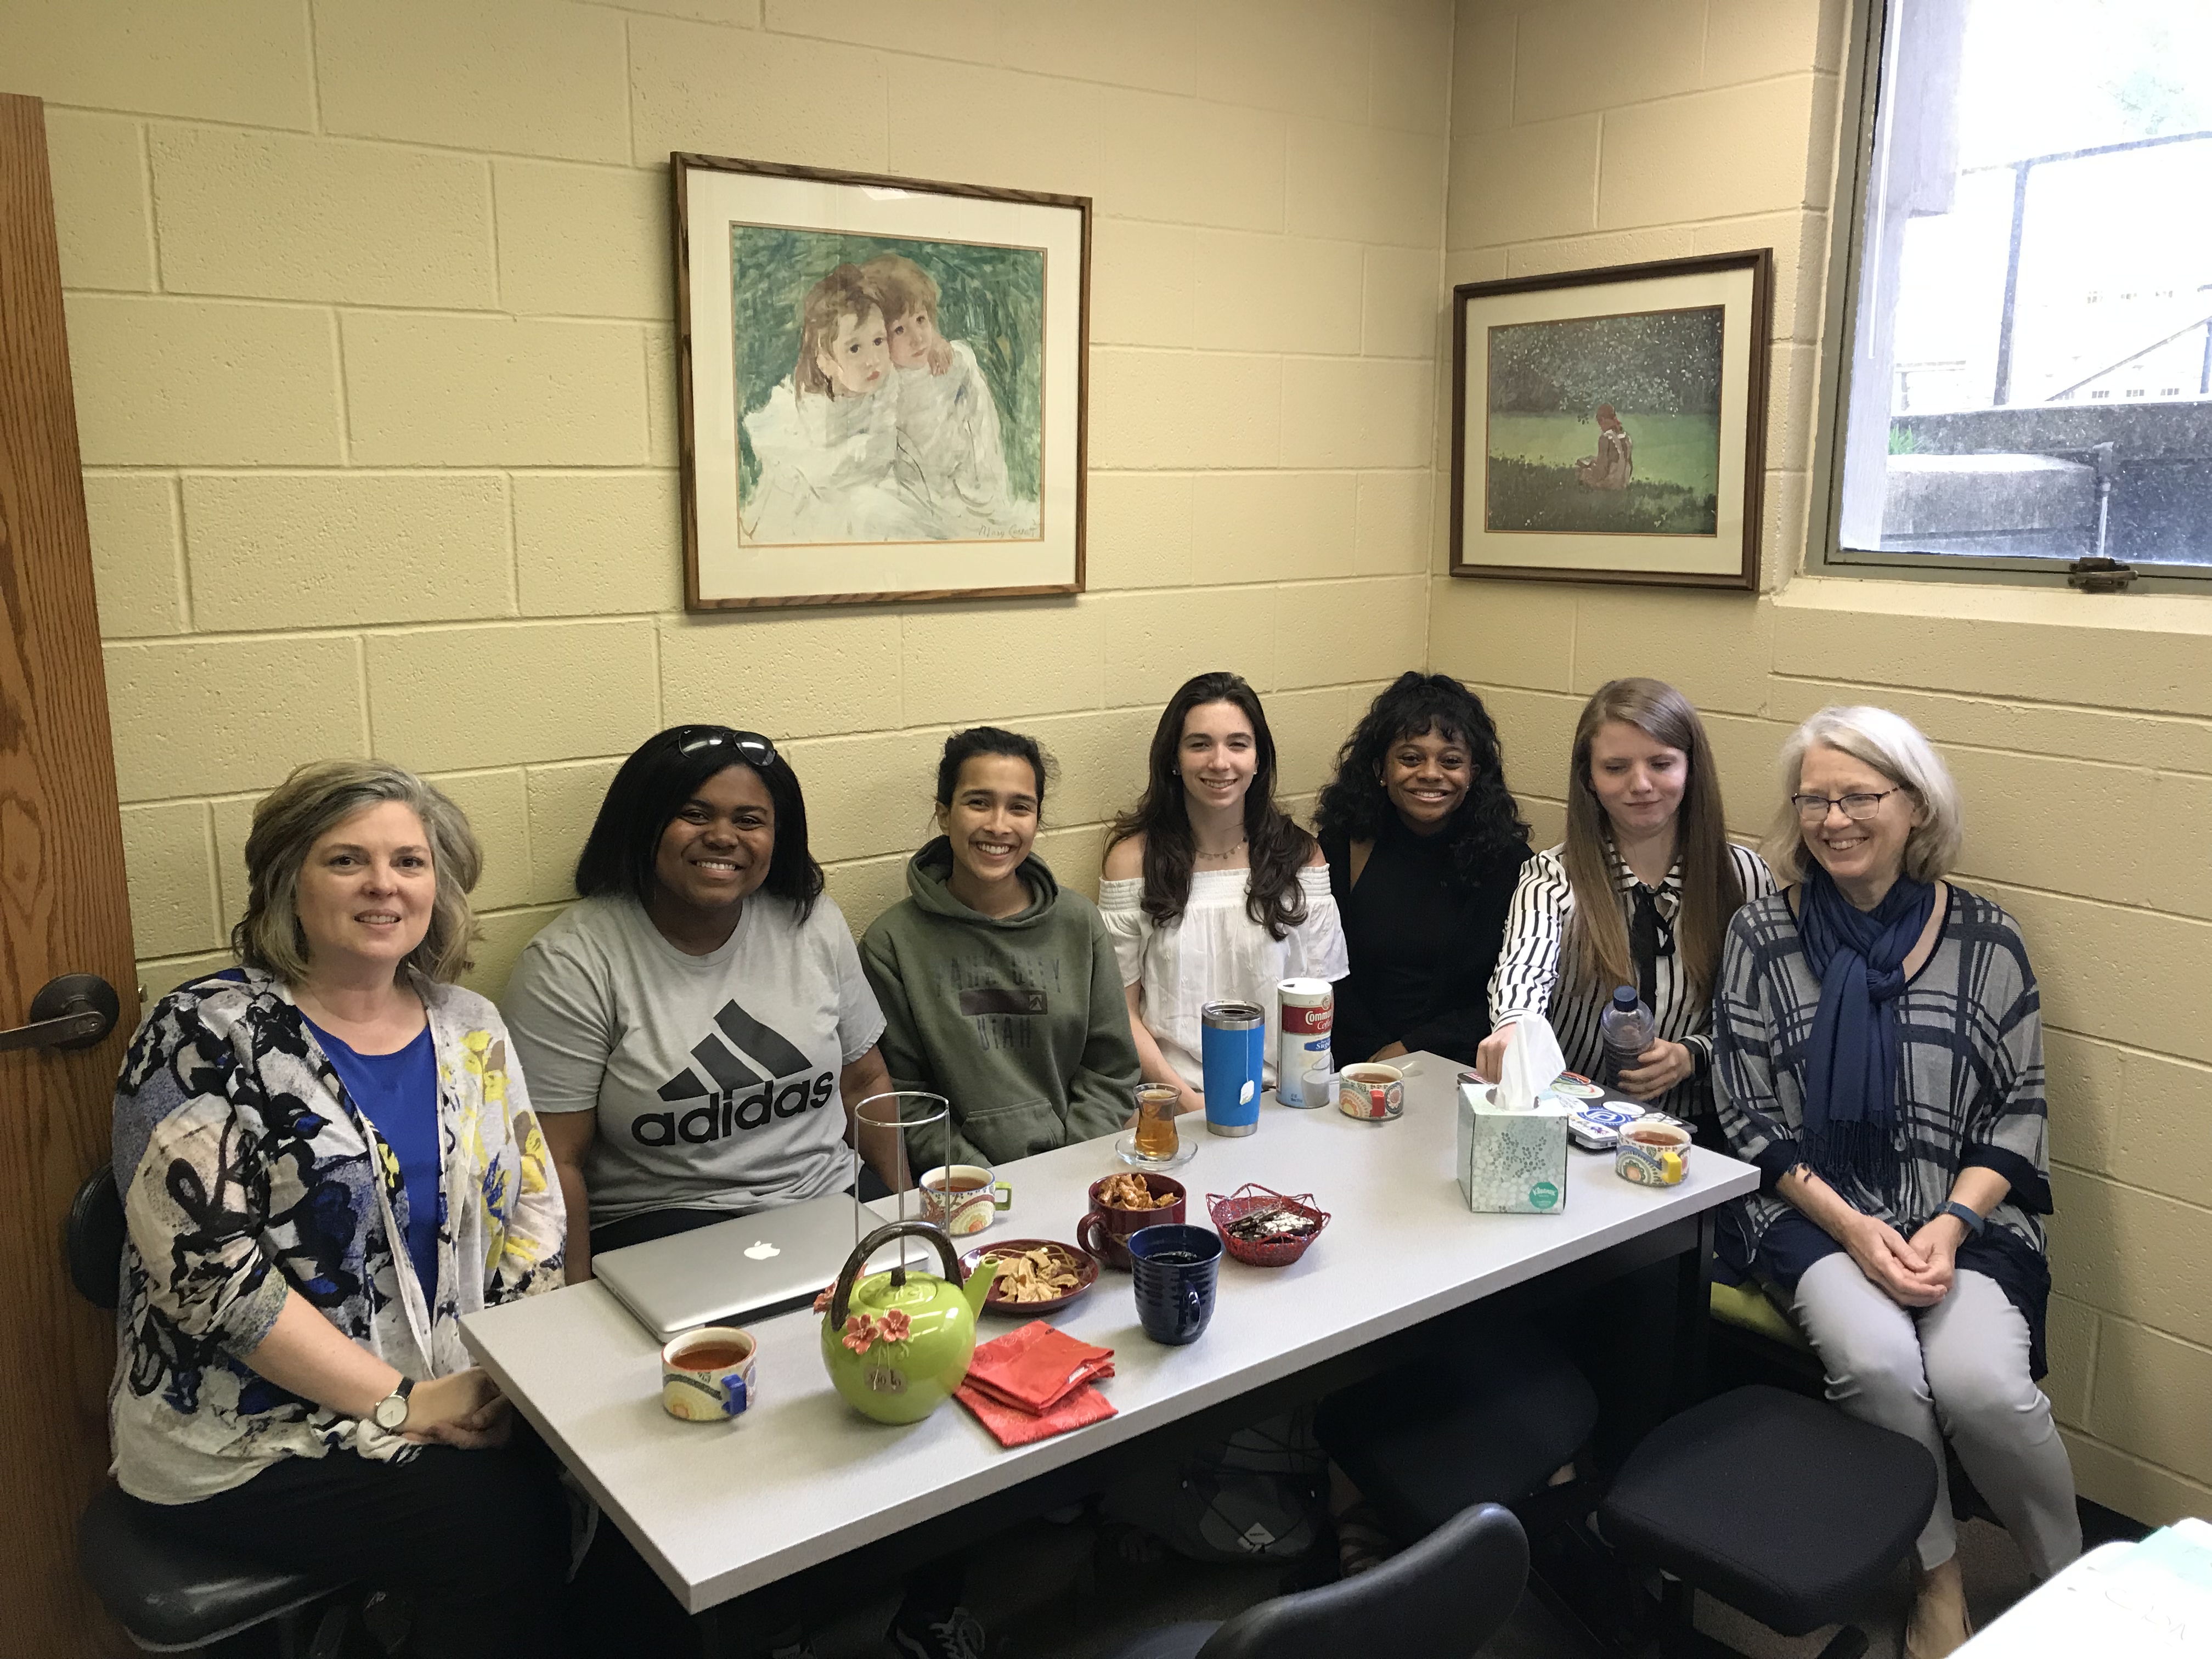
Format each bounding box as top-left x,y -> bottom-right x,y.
1712,707 -> 2076,1659
109,760 -> 573,1658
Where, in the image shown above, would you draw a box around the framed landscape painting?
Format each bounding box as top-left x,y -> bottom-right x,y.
1451,250 -> 1771,590
674,153 -> 1090,610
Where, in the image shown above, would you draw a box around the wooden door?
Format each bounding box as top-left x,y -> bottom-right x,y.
0,91 -> 137,1657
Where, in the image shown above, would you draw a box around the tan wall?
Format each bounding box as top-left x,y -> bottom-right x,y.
14,0 -> 1454,1002
1438,0 -> 2212,1526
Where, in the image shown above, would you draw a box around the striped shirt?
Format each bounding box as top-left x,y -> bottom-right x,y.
1486,840 -> 1775,1118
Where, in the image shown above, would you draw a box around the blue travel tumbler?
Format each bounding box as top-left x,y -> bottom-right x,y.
1200,1000 -> 1265,1137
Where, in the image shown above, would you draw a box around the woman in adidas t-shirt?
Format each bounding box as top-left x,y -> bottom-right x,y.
504,725 -> 901,1282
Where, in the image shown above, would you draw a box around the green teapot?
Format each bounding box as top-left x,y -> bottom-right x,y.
819,1220 -> 998,1425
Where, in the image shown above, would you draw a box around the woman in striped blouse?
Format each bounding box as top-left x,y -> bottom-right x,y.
1477,678 -> 1772,1133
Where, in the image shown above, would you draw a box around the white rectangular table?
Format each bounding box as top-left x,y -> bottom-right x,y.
462,1057 -> 1759,1613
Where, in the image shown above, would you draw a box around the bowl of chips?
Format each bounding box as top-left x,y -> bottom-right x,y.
1205,1184 -> 1330,1267
959,1239 -> 1100,1316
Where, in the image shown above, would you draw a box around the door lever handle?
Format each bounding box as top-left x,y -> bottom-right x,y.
0,974 -> 121,1054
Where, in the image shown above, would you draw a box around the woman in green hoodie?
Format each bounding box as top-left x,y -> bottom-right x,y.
862,726 -> 1143,1171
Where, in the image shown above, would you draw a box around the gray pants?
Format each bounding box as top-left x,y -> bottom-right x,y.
1792,1254 -> 2080,1576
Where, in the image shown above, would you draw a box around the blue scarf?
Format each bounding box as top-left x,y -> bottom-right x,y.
1797,863 -> 1936,1192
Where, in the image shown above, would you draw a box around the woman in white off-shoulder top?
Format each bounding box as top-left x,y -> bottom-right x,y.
1100,672 -> 1347,1115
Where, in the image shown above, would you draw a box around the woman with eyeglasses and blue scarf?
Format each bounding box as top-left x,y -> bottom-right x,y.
504,726 -> 902,1284
1713,706 -> 2075,1658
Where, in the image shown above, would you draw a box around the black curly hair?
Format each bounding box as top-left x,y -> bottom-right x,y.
1313,672 -> 1528,884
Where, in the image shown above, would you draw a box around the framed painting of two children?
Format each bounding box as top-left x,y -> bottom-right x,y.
674,152 -> 1089,610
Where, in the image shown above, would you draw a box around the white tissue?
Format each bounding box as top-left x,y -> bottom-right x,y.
1496,1016 -> 1566,1113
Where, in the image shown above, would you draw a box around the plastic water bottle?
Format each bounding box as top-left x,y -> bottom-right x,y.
1598,985 -> 1655,1092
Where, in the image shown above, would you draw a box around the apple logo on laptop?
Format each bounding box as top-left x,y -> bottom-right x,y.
743,1241 -> 780,1261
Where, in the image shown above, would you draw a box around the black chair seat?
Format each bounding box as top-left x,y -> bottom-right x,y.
1598,1385 -> 1937,1639
78,1482 -> 346,1651
1096,1503 -> 1528,1659
1100,1622 -> 1224,1659
1315,1319 -> 1597,1542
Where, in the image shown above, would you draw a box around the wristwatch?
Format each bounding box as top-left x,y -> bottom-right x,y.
1938,1200 -> 1987,1238
371,1376 -> 415,1431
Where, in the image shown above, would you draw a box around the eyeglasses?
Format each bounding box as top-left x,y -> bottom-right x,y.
672,726 -> 780,768
1791,788 -> 1904,823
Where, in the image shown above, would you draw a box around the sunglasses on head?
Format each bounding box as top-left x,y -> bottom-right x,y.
670,726 -> 780,768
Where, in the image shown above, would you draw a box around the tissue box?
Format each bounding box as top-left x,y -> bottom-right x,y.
1456,1081 -> 1570,1214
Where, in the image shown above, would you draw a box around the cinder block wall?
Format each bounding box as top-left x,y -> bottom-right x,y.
16,0 -> 1452,1002
1438,0 -> 2212,1527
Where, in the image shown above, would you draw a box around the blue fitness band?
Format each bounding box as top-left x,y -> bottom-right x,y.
1939,1200 -> 1987,1238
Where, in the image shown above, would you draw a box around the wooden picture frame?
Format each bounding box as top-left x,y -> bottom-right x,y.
673,153 -> 1090,611
1450,249 -> 1771,590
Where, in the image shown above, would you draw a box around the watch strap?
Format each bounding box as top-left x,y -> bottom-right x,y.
1939,1200 -> 1987,1238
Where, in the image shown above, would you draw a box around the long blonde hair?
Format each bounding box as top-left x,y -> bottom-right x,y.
1560,679 -> 1741,1003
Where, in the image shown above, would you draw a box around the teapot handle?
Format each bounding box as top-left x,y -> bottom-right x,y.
827,1220 -> 964,1329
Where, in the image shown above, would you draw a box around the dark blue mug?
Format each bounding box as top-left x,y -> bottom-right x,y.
1128,1223 -> 1223,1346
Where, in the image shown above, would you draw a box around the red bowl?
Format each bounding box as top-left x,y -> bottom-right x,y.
1205,1184 -> 1330,1267
1079,1173 -> 1187,1269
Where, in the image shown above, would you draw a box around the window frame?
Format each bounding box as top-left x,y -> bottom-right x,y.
1808,0 -> 2212,594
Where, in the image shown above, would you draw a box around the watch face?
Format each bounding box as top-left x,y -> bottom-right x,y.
375,1394 -> 407,1430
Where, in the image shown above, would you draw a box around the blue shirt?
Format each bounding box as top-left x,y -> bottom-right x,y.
307,1019 -> 441,1304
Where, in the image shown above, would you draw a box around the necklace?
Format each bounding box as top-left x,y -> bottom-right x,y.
1194,838 -> 1248,863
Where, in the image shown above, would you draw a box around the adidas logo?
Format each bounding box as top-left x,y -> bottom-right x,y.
632,998 -> 832,1147
658,998 -> 815,1098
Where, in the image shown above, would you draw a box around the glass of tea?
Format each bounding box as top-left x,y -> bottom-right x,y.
1133,1083 -> 1181,1160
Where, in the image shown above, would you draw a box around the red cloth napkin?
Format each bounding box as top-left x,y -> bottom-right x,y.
956,1378 -> 1115,1447
963,1321 -> 1114,1415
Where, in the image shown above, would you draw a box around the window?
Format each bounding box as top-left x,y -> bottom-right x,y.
1820,0 -> 2212,586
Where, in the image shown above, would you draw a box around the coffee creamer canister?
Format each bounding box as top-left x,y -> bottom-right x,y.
1276,978 -> 1334,1108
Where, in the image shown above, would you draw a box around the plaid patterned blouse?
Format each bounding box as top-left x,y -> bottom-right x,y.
1712,885 -> 2053,1329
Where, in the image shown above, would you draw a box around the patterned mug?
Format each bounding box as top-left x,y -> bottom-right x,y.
661,1325 -> 758,1421
1338,1062 -> 1405,1121
1615,1121 -> 1691,1187
919,1164 -> 1014,1237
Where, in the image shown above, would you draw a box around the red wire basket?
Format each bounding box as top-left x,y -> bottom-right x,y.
1205,1184 -> 1331,1267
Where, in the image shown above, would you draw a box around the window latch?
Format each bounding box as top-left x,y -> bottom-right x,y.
2066,557 -> 2137,594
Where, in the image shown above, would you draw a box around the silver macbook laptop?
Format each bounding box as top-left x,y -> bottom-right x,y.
592,1191 -> 880,1340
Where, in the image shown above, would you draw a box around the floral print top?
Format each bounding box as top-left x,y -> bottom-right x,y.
109,969 -> 566,1504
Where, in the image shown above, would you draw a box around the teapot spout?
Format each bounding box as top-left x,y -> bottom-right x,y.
963,1255 -> 1000,1319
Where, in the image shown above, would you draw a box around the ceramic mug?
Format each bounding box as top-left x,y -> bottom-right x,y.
1338,1062 -> 1405,1121
661,1325 -> 758,1422
1615,1121 -> 1691,1187
1077,1174 -> 1187,1270
1128,1223 -> 1223,1345
919,1164 -> 1013,1237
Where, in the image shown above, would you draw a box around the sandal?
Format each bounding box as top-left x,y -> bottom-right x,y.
1334,1500 -> 1396,1579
